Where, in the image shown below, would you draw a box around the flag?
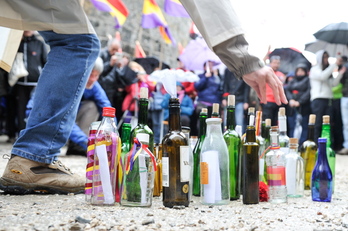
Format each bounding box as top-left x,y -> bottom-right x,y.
90,0 -> 129,28
164,0 -> 189,17
142,0 -> 175,45
134,41 -> 147,58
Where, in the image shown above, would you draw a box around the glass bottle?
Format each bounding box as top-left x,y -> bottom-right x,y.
255,111 -> 266,182
91,107 -> 119,205
223,95 -> 241,200
153,144 -> 163,197
278,107 -> 289,154
193,108 -> 208,196
211,103 -> 220,118
200,118 -> 230,205
285,138 -> 304,197
266,126 -> 287,203
162,98 -> 190,208
182,126 -> 194,201
321,115 -> 335,193
121,133 -> 156,207
119,123 -> 131,197
300,114 -> 317,190
260,118 -> 271,183
242,124 -> 259,204
311,138 -> 333,202
131,87 -> 154,152
85,121 -> 100,203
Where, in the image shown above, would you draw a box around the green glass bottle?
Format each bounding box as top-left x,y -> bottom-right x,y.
321,115 -> 335,193
242,124 -> 259,204
162,98 -> 190,208
260,118 -> 271,184
131,87 -> 154,152
121,123 -> 131,158
300,114 -> 317,190
223,95 -> 241,200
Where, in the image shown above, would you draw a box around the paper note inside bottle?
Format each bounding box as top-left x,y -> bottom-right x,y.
180,146 -> 190,182
139,155 -> 147,203
96,144 -> 114,204
162,157 -> 169,187
259,159 -> 265,176
201,150 -> 222,204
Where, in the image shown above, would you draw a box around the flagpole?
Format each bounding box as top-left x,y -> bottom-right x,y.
159,41 -> 164,70
137,27 -> 143,44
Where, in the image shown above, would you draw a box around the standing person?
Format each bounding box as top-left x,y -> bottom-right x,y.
222,68 -> 250,131
285,64 -> 311,145
309,50 -> 346,143
0,0 -> 287,195
0,1 -> 100,194
261,55 -> 286,125
338,56 -> 348,155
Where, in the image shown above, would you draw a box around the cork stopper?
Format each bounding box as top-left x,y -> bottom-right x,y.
265,118 -> 271,126
270,126 -> 279,132
289,138 -> 298,144
248,107 -> 255,114
227,95 -> 235,107
278,107 -> 286,116
140,87 -> 148,99
202,108 -> 208,113
212,103 -> 219,114
309,114 -> 316,124
323,115 -> 330,124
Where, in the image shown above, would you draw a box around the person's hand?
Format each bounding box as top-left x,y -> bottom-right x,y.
243,66 -> 288,105
243,103 -> 249,110
110,55 -> 118,66
222,99 -> 227,107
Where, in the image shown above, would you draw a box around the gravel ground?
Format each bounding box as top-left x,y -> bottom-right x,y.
1,134 -> 348,231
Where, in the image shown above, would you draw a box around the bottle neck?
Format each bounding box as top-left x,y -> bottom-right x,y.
199,113 -> 208,139
321,124 -> 332,146
289,144 -> 299,154
206,121 -> 222,135
270,132 -> 280,149
226,106 -> 236,130
168,99 -> 182,131
138,98 -> 149,125
121,127 -> 131,144
245,125 -> 256,142
307,124 -> 315,141
279,117 -> 287,133
261,124 -> 270,141
318,141 -> 329,164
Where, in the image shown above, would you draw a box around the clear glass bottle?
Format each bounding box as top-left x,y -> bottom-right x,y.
200,118 -> 230,205
300,114 -> 317,190
131,87 -> 154,152
121,133 -> 156,207
92,107 -> 119,206
321,115 -> 335,193
162,98 -> 190,208
211,103 -> 220,118
85,121 -> 100,203
242,124 -> 259,204
193,108 -> 208,196
223,95 -> 241,200
266,126 -> 287,203
311,138 -> 333,202
285,138 -> 304,197
182,126 -> 194,201
278,107 -> 289,154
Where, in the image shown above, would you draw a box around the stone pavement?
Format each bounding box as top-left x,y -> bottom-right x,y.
1,134 -> 348,231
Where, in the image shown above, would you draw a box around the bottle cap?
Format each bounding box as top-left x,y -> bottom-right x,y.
201,108 -> 208,113
227,95 -> 235,106
140,87 -> 148,99
309,114 -> 316,124
136,133 -> 149,143
323,115 -> 330,124
289,138 -> 298,144
278,107 -> 286,116
318,137 -> 327,143
212,103 -> 219,113
248,107 -> 255,114
265,118 -> 271,126
102,107 -> 116,117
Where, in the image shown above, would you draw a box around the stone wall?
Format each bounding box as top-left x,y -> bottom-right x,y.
83,0 -> 192,68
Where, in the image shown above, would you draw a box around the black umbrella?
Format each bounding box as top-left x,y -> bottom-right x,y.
314,22 -> 348,45
133,57 -> 170,74
269,47 -> 312,74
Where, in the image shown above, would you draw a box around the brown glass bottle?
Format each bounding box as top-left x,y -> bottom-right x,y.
162,98 -> 190,208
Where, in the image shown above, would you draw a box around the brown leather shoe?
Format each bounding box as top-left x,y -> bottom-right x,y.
0,155 -> 84,195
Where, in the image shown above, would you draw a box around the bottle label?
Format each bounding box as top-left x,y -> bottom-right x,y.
279,119 -> 286,132
180,146 -> 190,182
200,162 -> 209,184
267,166 -> 286,186
162,157 -> 169,187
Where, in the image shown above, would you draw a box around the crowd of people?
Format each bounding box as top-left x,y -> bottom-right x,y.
1,31 -> 348,156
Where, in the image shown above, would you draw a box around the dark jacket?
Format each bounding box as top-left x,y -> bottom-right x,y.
194,72 -> 222,104
17,34 -> 47,86
161,93 -> 194,120
284,75 -> 310,105
223,68 -> 250,103
341,65 -> 348,97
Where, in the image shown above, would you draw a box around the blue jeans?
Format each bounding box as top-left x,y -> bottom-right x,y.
12,31 -> 100,164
